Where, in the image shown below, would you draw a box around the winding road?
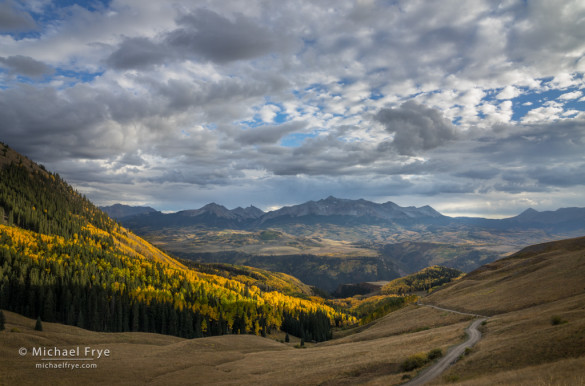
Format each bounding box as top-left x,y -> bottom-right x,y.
403,304 -> 489,386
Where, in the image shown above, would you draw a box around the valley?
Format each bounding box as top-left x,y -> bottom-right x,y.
2,235 -> 585,385
107,199 -> 585,293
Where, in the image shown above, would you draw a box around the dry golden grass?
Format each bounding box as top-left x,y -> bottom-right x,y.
431,293 -> 585,385
0,307 -> 468,386
423,236 -> 585,315
438,357 -> 585,386
326,304 -> 472,344
421,236 -> 585,385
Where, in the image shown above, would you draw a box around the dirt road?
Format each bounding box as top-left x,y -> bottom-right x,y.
404,304 -> 488,385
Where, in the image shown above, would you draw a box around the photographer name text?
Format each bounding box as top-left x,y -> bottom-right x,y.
30,346 -> 110,359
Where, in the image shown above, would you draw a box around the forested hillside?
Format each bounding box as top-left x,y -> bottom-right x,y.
0,142 -> 354,341
382,266 -> 463,295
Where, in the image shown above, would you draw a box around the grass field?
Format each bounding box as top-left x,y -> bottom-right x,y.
0,308 -> 467,385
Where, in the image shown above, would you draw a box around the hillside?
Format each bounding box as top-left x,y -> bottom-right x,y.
0,142 -> 354,342
3,235 -> 583,385
381,265 -> 463,295
422,235 -> 585,384
423,235 -> 585,316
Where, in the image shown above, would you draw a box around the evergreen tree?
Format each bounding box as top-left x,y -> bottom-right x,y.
131,301 -> 139,332
285,332 -> 289,343
42,289 -> 55,322
35,316 -> 43,331
0,310 -> 5,331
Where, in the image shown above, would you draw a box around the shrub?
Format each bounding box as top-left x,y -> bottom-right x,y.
551,315 -> 567,325
401,348 -> 445,372
400,352 -> 428,372
35,316 -> 43,331
427,348 -> 443,361
443,374 -> 460,383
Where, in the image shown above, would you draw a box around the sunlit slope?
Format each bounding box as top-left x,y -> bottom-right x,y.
0,142 -> 354,340
381,265 -> 463,295
419,235 -> 585,384
424,235 -> 585,315
183,261 -> 314,296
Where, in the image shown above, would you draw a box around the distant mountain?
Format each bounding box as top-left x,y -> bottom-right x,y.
258,196 -> 444,225
179,203 -> 264,220
505,207 -> 585,230
122,202 -> 265,230
118,198 -> 585,233
121,196 -> 444,231
231,205 -> 265,219
100,203 -> 158,220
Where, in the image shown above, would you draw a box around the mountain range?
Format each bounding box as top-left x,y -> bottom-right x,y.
102,197 -> 585,232
102,196 -> 445,231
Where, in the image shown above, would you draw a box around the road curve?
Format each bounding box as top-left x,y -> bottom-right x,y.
403,305 -> 488,386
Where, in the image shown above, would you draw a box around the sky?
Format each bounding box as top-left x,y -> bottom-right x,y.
1,0 -> 585,218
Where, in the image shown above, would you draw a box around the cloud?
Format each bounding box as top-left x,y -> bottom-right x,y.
107,8 -> 282,70
521,101 -> 565,123
375,101 -> 457,155
237,121 -> 307,145
496,86 -> 521,100
105,37 -> 170,70
0,55 -> 54,77
1,0 -> 585,218
558,90 -> 583,101
167,9 -> 277,63
0,1 -> 37,33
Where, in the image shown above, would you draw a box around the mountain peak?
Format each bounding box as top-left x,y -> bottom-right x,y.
201,202 -> 229,210
259,196 -> 444,224
100,203 -> 158,220
521,207 -> 538,214
232,205 -> 264,219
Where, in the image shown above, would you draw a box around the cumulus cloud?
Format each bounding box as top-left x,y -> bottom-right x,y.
0,55 -> 54,77
0,1 -> 37,33
167,9 -> 278,63
496,86 -> 521,100
107,8 -> 282,70
106,37 -> 170,70
558,90 -> 583,101
375,101 -> 457,155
